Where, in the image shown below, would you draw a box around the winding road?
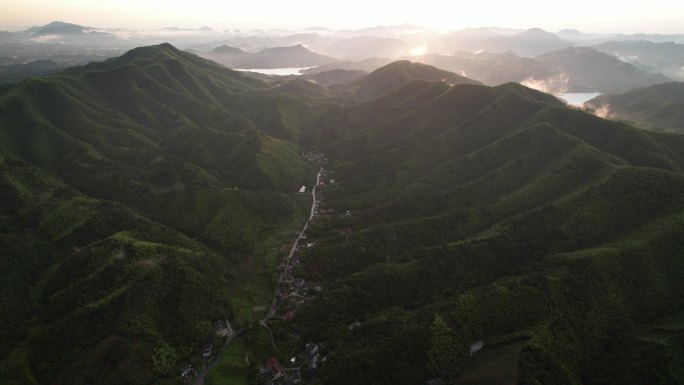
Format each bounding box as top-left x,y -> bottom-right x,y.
193,167 -> 322,384
260,167 -> 323,347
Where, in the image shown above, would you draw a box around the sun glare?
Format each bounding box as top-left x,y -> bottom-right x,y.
409,46 -> 427,56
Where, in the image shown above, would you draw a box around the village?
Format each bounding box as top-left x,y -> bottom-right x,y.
254,152 -> 333,385
179,152 -> 335,385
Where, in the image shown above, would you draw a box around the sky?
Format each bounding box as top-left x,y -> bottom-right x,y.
1,0 -> 683,34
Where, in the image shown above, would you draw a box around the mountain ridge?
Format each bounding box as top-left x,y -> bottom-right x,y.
2,43 -> 684,385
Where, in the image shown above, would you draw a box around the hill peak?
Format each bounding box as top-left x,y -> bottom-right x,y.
26,20 -> 89,35
347,59 -> 481,101
518,28 -> 560,39
211,45 -> 245,55
119,42 -> 179,59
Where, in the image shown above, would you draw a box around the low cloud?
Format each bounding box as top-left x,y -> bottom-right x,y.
520,72 -> 570,94
30,34 -> 60,43
592,103 -> 612,118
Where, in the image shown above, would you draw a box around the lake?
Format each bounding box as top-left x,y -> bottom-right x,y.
235,67 -> 311,76
558,92 -> 602,106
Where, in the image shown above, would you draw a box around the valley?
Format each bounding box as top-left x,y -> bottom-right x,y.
1,28 -> 684,385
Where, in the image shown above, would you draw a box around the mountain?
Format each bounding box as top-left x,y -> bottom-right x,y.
303,69 -> 368,86
22,21 -> 119,45
211,45 -> 246,56
322,36 -> 411,60
0,59 -> 64,84
197,44 -> 248,67
479,28 -> 573,56
556,29 -> 614,43
4,40 -> 684,385
343,60 -> 482,101
593,40 -> 684,80
296,80 -> 684,385
534,46 -> 672,93
0,43 -> 316,384
198,44 -> 335,68
301,57 -> 393,74
410,47 -> 672,94
25,21 -> 91,35
612,33 -> 684,44
410,51 -> 552,86
426,27 -> 499,53
585,81 -> 684,132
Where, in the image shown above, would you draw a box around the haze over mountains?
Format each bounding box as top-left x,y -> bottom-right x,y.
2,15 -> 684,385
3,20 -> 684,91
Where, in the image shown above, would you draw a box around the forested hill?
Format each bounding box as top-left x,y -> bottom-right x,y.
0,43 -> 315,384
3,42 -> 684,385
585,81 -> 684,133
343,60 -> 482,101
293,80 -> 684,385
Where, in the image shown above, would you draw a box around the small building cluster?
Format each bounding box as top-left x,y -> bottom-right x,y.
178,319 -> 233,383
256,341 -> 333,385
302,151 -> 328,166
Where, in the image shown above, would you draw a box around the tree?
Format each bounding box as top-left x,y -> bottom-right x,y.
426,313 -> 459,375
152,343 -> 177,375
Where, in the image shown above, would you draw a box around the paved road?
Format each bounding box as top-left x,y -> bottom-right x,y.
195,167 -> 322,384
193,322 -> 242,385
260,167 -> 323,345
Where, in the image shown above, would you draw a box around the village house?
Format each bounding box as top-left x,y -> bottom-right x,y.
304,342 -> 319,358
266,357 -> 284,379
469,340 -> 484,356
213,319 -> 231,336
179,363 -> 195,379
201,344 -> 213,359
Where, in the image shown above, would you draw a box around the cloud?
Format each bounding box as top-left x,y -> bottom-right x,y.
30,34 -> 60,43
592,103 -> 612,118
520,72 -> 570,94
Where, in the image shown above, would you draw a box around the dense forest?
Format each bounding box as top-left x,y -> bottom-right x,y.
1,43 -> 684,385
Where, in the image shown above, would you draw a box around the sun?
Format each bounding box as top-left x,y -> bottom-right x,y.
409,46 -> 427,56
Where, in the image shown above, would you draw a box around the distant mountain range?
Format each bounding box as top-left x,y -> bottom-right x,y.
321,36 -> 411,60
533,46 -> 671,93
198,44 -> 335,68
25,20 -> 94,35
411,51 -> 552,87
3,21 -> 684,94
593,40 -> 684,80
309,47 -> 670,94
479,27 -> 574,56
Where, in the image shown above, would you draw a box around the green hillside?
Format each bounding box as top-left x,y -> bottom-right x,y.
0,43 -> 315,384
343,60 -> 482,101
585,81 -> 684,133
3,43 -> 684,385
289,81 -> 684,385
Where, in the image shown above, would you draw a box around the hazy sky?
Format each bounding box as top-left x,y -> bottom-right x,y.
1,0 -> 683,33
